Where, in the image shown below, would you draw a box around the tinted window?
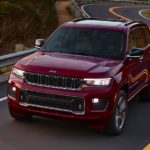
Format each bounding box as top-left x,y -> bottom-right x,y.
144,28 -> 150,45
128,27 -> 148,51
128,30 -> 136,50
44,27 -> 125,60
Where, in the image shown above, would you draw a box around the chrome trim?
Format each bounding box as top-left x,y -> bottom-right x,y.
19,89 -> 85,115
8,95 -> 16,101
25,81 -> 81,91
49,70 -> 57,74
129,81 -> 139,89
128,84 -> 148,101
25,72 -> 82,91
19,102 -> 85,115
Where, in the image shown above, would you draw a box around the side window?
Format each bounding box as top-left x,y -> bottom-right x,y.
144,28 -> 150,45
128,27 -> 148,53
135,28 -> 147,48
128,29 -> 137,52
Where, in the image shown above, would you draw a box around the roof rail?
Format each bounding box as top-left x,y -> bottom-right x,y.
124,20 -> 144,26
73,17 -> 127,22
107,18 -> 126,22
73,17 -> 100,22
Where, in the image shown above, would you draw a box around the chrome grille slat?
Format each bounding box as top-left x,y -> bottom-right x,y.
31,73 -> 34,83
25,72 -> 82,90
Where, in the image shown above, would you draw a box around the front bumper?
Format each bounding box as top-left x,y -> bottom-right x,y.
8,74 -> 118,126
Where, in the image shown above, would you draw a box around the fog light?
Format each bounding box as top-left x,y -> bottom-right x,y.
12,87 -> 16,92
8,85 -> 17,99
92,98 -> 108,111
92,98 -> 100,104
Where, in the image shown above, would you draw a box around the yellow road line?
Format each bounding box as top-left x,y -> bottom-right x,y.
109,6 -> 150,29
109,6 -> 132,21
143,144 -> 150,150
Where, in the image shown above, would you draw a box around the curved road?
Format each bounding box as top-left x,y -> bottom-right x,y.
83,4 -> 150,26
0,82 -> 150,150
0,3 -> 150,150
115,6 -> 150,26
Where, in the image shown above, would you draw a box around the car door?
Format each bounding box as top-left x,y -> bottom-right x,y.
127,27 -> 149,97
143,27 -> 150,69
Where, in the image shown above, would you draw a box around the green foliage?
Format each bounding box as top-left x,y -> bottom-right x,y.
0,0 -> 58,55
0,1 -> 24,20
142,9 -> 150,18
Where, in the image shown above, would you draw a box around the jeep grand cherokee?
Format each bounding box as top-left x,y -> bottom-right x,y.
8,18 -> 150,134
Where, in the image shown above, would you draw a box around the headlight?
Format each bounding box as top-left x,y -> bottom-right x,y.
83,78 -> 112,86
12,68 -> 25,79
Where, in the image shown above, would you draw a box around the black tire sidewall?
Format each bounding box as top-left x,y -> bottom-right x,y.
107,90 -> 127,135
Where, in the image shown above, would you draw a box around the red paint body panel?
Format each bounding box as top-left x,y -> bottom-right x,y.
8,19 -> 150,129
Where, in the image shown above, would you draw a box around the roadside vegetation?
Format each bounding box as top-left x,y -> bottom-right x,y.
0,0 -> 58,55
141,9 -> 150,19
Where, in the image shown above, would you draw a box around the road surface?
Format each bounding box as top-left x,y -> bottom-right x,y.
83,4 -> 150,26
0,3 -> 150,150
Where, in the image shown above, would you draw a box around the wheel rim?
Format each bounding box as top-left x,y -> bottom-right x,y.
115,96 -> 127,130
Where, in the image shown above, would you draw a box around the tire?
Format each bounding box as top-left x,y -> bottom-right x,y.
107,90 -> 128,135
8,102 -> 32,121
139,84 -> 150,102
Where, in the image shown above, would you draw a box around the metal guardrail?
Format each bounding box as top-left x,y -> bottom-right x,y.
0,48 -> 37,68
70,0 -> 86,17
70,0 -> 101,18
0,0 -> 91,74
0,0 -> 149,69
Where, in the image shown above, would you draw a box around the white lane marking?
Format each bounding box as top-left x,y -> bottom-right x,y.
81,4 -> 91,17
82,4 -> 150,21
0,97 -> 7,102
139,9 -> 150,20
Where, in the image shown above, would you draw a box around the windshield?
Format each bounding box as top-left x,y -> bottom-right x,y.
44,27 -> 125,60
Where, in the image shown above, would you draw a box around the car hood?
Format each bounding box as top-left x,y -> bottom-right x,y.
15,51 -> 123,78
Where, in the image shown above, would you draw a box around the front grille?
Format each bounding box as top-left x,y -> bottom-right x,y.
20,90 -> 84,114
25,72 -> 82,90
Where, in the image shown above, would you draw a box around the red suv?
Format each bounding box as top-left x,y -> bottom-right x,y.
8,18 -> 150,134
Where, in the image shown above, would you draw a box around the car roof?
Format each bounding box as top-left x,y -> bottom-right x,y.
63,18 -> 147,31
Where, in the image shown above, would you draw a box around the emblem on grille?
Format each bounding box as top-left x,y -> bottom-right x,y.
49,70 -> 57,74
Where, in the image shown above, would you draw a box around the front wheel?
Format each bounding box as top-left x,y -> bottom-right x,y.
107,90 -> 128,135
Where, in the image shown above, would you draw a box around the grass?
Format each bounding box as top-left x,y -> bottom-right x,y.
141,9 -> 150,18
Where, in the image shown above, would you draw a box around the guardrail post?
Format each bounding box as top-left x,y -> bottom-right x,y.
15,44 -> 24,52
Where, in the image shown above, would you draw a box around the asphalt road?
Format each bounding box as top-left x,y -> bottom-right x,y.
1,81 -> 150,150
83,4 -> 150,26
0,82 -> 7,98
1,3 -> 150,150
115,6 -> 150,26
82,4 -> 119,19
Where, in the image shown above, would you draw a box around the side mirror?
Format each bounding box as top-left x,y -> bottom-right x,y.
127,48 -> 144,59
35,39 -> 45,49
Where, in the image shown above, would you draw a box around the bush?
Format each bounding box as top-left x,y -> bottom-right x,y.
0,0 -> 58,55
